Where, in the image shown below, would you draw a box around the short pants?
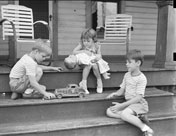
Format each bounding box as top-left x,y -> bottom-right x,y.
9,75 -> 30,93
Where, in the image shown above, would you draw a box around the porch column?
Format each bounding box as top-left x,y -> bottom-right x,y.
152,0 -> 176,68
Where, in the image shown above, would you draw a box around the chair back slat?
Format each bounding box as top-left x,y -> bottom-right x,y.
1,4 -> 34,40
104,14 -> 132,42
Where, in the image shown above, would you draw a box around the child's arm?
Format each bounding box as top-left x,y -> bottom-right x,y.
39,65 -> 63,71
107,88 -> 125,98
95,43 -> 102,58
72,44 -> 92,56
28,75 -> 55,99
111,94 -> 143,112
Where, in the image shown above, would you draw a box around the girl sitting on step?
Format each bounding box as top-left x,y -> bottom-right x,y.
65,28 -> 110,94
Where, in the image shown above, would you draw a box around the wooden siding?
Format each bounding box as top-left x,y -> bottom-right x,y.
0,1 -> 9,56
101,1 -> 158,55
125,1 -> 158,55
57,1 -> 86,55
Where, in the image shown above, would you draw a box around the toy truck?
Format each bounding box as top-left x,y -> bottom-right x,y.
54,84 -> 86,99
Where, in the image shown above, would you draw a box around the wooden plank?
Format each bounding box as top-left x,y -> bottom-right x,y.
131,30 -> 156,35
58,1 -> 85,9
0,51 -> 8,55
53,0 -> 59,59
58,27 -> 84,32
58,8 -> 85,15
126,1 -> 157,8
132,18 -> 157,24
58,21 -> 86,27
131,35 -> 156,40
129,13 -> 157,19
132,24 -> 157,30
126,7 -> 157,14
58,33 -> 81,39
131,41 -> 156,45
58,15 -> 85,22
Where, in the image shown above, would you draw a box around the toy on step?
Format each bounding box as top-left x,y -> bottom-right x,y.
54,84 -> 86,99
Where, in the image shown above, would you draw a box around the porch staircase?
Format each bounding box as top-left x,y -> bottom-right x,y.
0,62 -> 176,136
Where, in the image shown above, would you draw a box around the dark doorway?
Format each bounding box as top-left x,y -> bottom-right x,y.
19,0 -> 49,39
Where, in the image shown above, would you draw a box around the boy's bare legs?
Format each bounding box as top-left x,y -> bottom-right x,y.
92,64 -> 103,93
79,65 -> 92,94
121,108 -> 153,136
24,67 -> 43,95
102,72 -> 110,79
106,107 -> 121,118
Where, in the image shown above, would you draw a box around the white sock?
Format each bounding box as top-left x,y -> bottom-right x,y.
141,124 -> 150,132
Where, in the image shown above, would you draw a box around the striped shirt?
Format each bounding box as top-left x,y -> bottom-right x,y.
120,72 -> 147,100
9,54 -> 37,78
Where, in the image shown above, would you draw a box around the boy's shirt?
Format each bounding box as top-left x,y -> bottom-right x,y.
120,72 -> 147,100
9,54 -> 37,78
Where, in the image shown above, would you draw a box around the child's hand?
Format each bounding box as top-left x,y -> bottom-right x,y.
52,67 -> 63,72
44,92 -> 56,100
110,102 -> 122,113
107,92 -> 117,99
94,55 -> 101,61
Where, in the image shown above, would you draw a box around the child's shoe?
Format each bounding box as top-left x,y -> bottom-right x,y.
102,72 -> 111,79
11,92 -> 22,100
23,88 -> 43,99
24,88 -> 34,94
96,79 -> 103,93
79,80 -> 89,94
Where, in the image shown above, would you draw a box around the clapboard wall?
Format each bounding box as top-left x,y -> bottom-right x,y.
57,1 -> 86,55
125,1 -> 158,55
57,1 -> 158,56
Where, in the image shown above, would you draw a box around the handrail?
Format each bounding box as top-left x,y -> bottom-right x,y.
0,19 -> 17,63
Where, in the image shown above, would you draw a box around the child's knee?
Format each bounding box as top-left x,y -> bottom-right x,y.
106,108 -> 112,116
92,64 -> 98,70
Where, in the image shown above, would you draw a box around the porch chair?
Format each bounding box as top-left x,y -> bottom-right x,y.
100,14 -> 133,54
0,4 -> 51,66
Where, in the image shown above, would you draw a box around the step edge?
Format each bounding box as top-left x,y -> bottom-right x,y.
0,113 -> 176,135
0,88 -> 174,107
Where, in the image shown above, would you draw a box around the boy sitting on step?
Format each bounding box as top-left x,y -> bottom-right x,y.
9,39 -> 63,100
106,50 -> 153,136
64,52 -> 110,80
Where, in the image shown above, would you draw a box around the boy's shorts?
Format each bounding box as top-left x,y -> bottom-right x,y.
9,75 -> 30,93
128,98 -> 149,115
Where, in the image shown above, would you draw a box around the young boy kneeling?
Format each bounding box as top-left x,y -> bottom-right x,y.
9,39 -> 62,100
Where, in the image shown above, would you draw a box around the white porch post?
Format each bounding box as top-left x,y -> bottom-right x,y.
153,0 -> 176,69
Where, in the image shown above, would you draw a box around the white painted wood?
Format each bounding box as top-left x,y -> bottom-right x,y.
1,4 -> 49,40
104,14 -> 132,42
1,4 -> 34,40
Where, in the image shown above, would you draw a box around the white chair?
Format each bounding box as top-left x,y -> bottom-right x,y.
0,4 -> 50,64
100,14 -> 133,54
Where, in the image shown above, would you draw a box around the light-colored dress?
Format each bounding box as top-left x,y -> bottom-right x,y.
79,42 -> 110,74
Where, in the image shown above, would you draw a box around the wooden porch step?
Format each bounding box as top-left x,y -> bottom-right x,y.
0,112 -> 176,136
0,65 -> 176,93
0,88 -> 175,124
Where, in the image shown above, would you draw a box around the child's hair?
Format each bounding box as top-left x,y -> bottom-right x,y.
64,56 -> 77,69
80,28 -> 97,45
126,49 -> 144,66
32,39 -> 52,56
